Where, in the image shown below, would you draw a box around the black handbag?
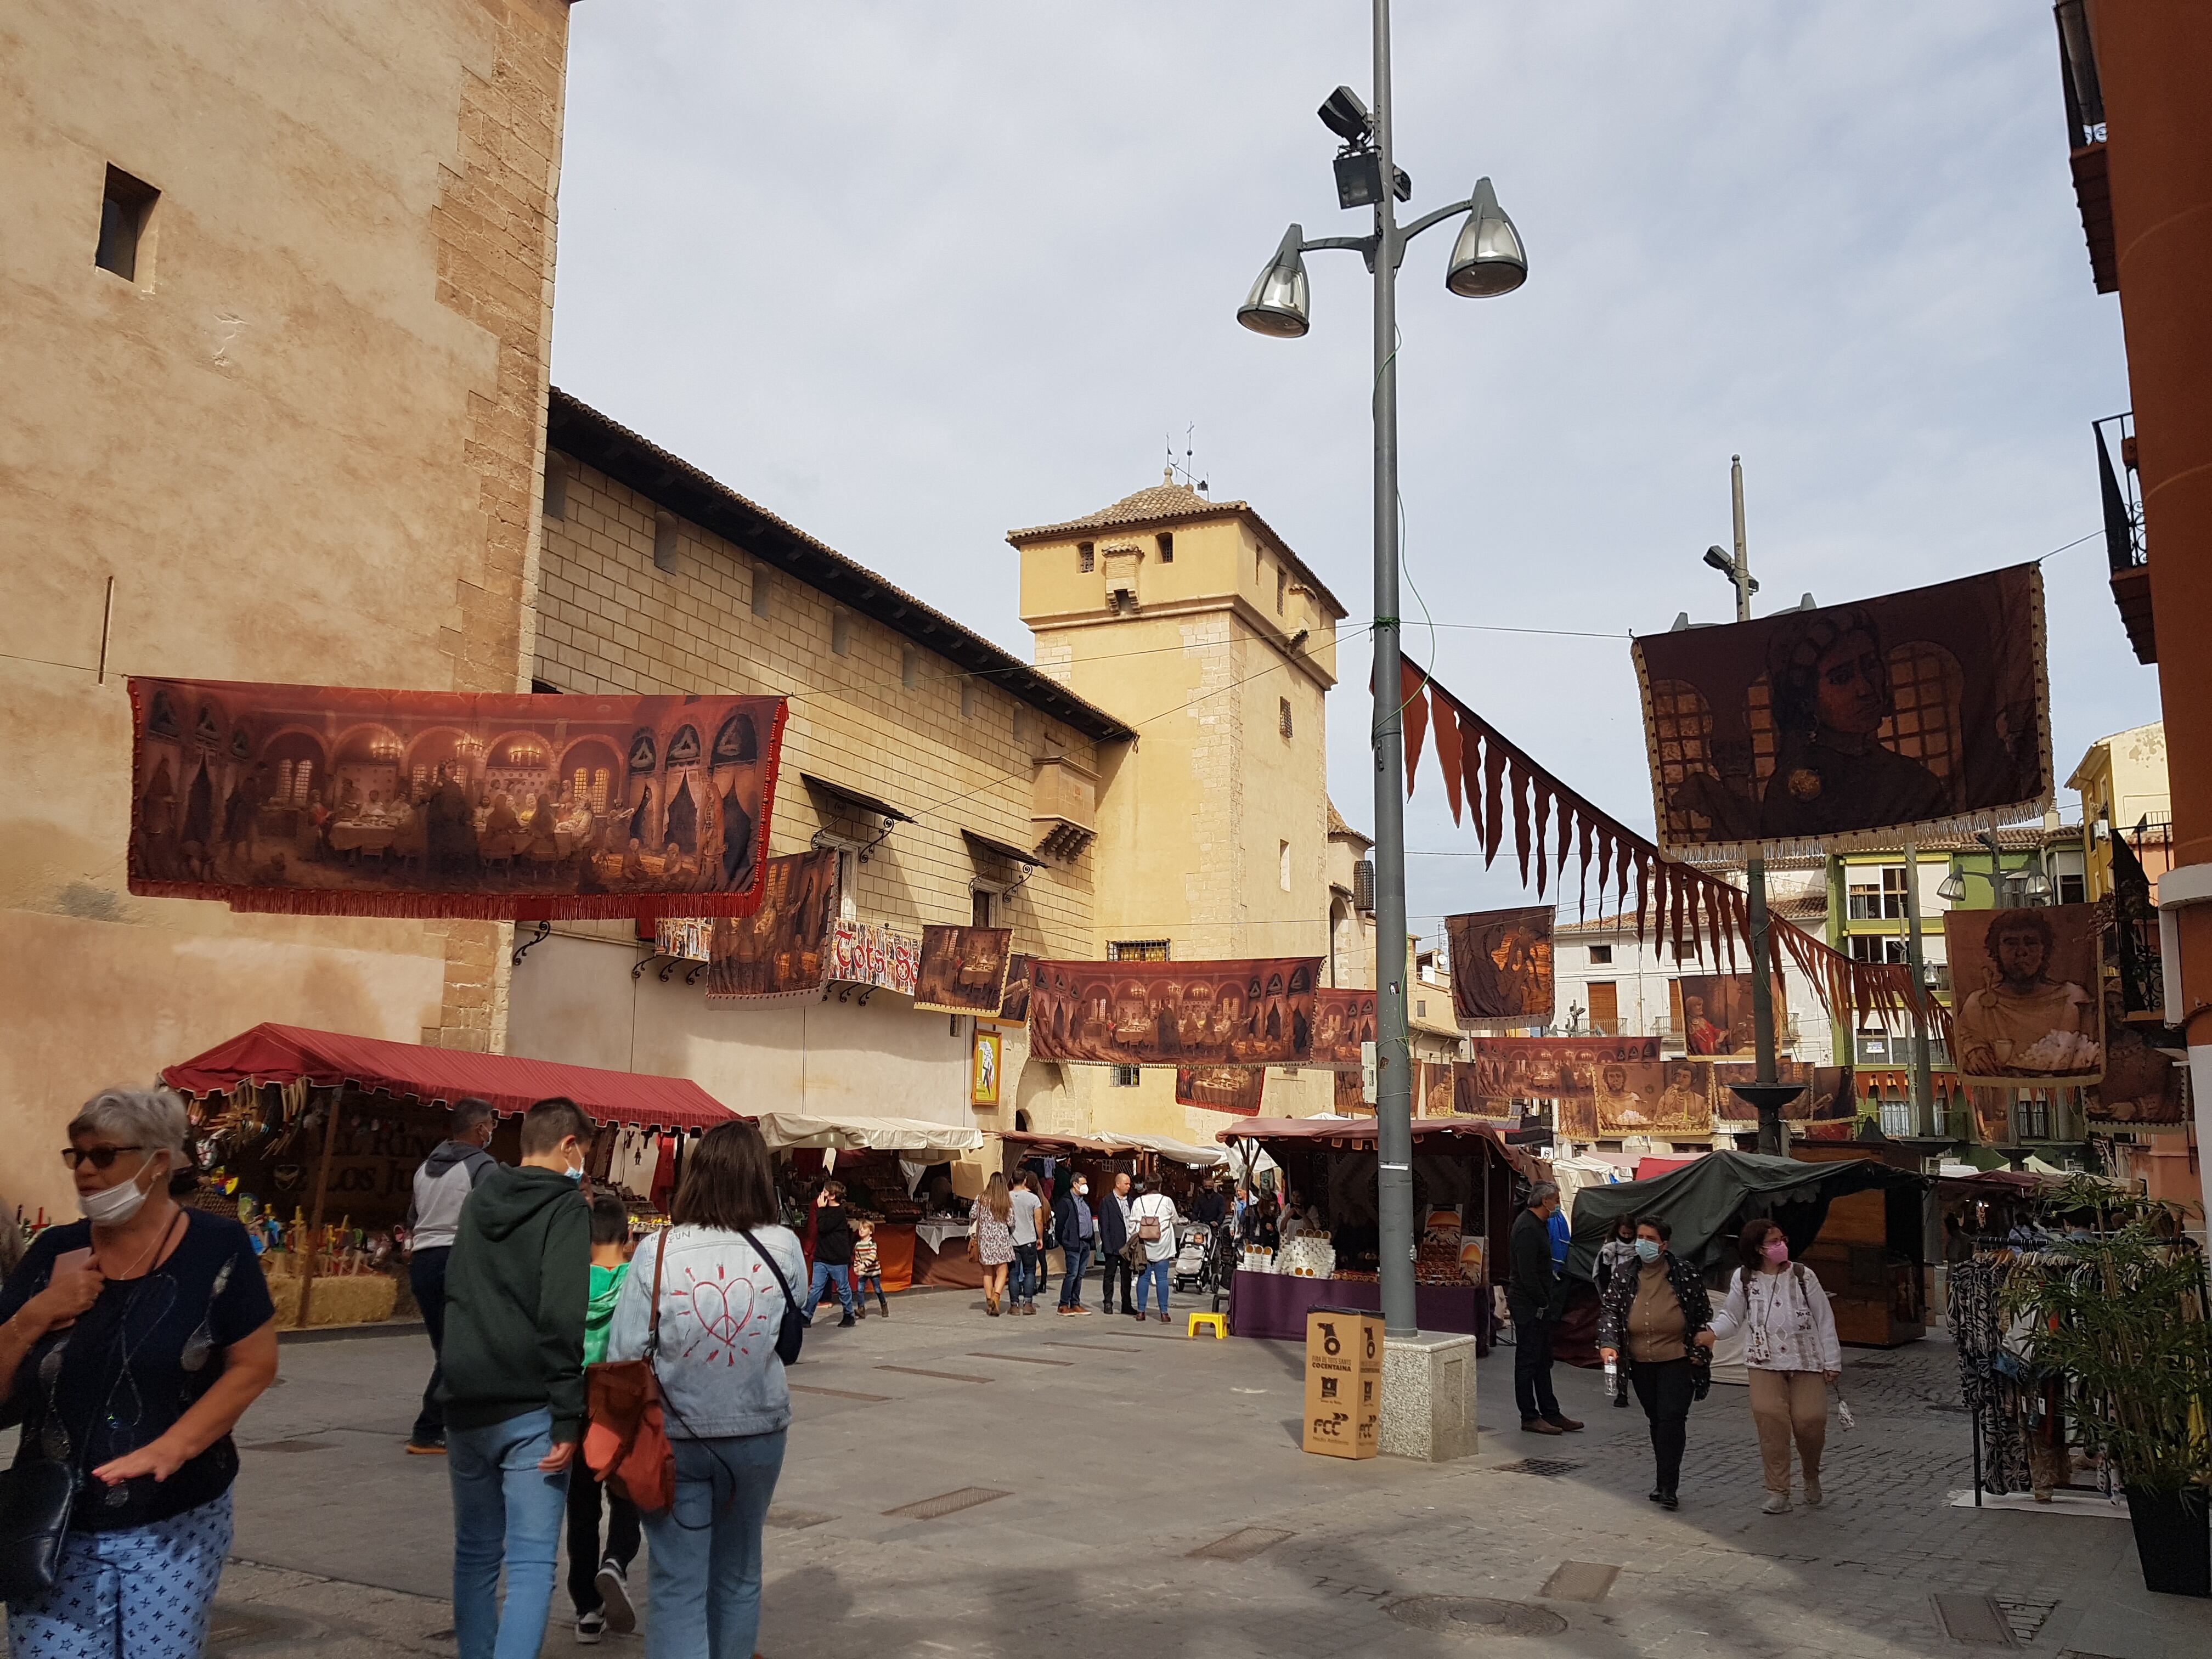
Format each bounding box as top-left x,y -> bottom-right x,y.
741,1231 -> 806,1366
0,1334 -> 81,1601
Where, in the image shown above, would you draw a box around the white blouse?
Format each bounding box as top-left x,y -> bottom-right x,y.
1708,1265 -> 1842,1373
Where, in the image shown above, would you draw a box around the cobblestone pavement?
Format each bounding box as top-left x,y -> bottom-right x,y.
22,1288 -> 2205,1658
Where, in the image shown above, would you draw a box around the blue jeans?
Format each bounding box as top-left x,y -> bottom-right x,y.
6,1491 -> 232,1659
804,1261 -> 854,1321
448,1408 -> 568,1659
1058,1241 -> 1093,1307
642,1430 -> 787,1659
1011,1243 -> 1039,1306
1135,1257 -> 1171,1314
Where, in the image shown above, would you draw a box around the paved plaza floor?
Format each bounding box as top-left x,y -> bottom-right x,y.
27,1284 -> 2209,1658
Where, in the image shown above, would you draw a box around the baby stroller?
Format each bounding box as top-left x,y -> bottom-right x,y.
1171,1219 -> 1216,1294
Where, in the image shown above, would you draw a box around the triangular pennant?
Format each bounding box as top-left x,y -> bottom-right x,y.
1433,687 -> 1465,826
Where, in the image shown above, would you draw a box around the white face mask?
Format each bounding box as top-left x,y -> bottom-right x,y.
79,1154 -> 162,1226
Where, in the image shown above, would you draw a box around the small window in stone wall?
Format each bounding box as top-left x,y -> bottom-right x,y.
1279,697 -> 1293,739
1111,1065 -> 1141,1087
541,456 -> 567,520
960,680 -> 976,719
95,165 -> 158,282
901,645 -> 919,689
1013,707 -> 1035,747
832,612 -> 851,656
652,514 -> 679,573
1156,533 -> 1173,563
1078,542 -> 1095,573
1276,568 -> 1287,614
750,566 -> 771,618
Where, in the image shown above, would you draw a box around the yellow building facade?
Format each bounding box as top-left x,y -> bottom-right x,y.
2067,721 -> 2171,899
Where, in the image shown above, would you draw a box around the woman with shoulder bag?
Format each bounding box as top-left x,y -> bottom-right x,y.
1707,1218 -> 1842,1514
603,1120 -> 806,1659
1595,1215 -> 1713,1510
970,1175 -> 1015,1317
0,1088 -> 279,1659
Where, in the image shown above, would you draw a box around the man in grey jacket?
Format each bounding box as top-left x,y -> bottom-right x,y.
405,1098 -> 498,1454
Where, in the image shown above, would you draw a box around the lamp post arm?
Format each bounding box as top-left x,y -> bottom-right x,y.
1399,198 -> 1476,242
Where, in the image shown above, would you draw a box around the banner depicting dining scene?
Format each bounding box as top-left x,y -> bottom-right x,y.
912,924 -> 1014,1016
1632,565 -> 2050,859
128,678 -> 785,918
1309,988 -> 1378,1070
1024,957 -> 1319,1066
704,849 -> 840,1006
1175,1066 -> 1267,1115
1444,906 -> 1554,1023
1942,904 -> 2104,1087
1455,1036 -> 1672,1140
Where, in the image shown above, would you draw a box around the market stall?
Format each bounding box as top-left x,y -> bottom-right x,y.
757,1112 -> 984,1293
162,1021 -> 738,1330
1215,1118 -> 1536,1352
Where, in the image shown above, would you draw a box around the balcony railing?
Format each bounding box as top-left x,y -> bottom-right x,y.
2055,0 -> 2116,293
2096,413 -> 2145,573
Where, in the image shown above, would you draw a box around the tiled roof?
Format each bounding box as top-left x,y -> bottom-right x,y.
1327,799 -> 1373,845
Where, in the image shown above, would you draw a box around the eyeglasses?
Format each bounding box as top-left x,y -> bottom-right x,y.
61,1145 -> 146,1170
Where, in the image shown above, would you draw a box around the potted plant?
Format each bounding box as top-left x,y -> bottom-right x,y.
2002,1184 -> 2211,1598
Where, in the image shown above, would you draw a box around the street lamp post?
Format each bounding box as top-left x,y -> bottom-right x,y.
1238,0 -> 1526,1341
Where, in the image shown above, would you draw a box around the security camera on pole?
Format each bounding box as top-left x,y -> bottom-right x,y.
1238,0 -> 1523,1460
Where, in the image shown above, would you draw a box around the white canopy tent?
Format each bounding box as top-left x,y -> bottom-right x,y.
753,1112 -> 984,1155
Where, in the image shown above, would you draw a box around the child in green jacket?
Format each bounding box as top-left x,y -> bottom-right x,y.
571,1189 -> 641,1643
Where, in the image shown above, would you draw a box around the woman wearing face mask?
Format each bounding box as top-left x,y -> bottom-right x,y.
0,1087 -> 279,1658
1595,1216 -> 1713,1510
1706,1218 -> 1841,1514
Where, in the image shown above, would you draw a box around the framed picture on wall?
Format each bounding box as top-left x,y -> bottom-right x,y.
971,1026 -> 1002,1108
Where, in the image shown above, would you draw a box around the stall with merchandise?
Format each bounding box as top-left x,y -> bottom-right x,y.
756,1112 -> 985,1292
1216,1118 -> 1534,1351
161,1022 -> 738,1329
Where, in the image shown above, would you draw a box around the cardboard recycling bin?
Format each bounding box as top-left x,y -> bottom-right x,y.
1302,1305 -> 1382,1458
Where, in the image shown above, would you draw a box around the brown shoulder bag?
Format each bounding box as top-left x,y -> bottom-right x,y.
584,1231 -> 675,1514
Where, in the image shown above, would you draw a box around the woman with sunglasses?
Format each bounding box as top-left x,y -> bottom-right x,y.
0,1087 -> 279,1659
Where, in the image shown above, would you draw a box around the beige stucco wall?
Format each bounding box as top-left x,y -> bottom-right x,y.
0,0 -> 570,1218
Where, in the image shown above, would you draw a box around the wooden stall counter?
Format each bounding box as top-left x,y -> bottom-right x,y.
1227,1269 -> 1491,1354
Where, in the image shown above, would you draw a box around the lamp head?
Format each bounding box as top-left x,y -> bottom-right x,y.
1318,86 -> 1372,145
1444,177 -> 1526,297
1936,871 -> 1966,902
1703,545 -> 1734,574
1237,224 -> 1311,338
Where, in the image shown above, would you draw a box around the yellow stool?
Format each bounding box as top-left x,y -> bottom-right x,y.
1187,1311 -> 1227,1339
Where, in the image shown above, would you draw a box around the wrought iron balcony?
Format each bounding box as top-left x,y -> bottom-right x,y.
2097,411 -> 2154,663
2055,1 -> 2116,294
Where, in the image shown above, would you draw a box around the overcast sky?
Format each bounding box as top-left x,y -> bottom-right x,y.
552,2 -> 2150,944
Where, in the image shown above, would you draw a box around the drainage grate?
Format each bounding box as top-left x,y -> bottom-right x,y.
1994,1596 -> 2059,1645
765,1506 -> 836,1530
1492,1459 -> 1583,1477
1539,1561 -> 1619,1603
1188,1527 -> 1294,1561
874,1365 -> 995,1384
1388,1596 -> 1568,1638
967,1352 -> 1075,1366
243,1439 -> 334,1454
883,1486 -> 1012,1521
789,1384 -> 891,1402
1931,1593 -> 2016,1648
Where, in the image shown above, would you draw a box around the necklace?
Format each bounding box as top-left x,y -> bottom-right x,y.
97,1205 -> 184,1280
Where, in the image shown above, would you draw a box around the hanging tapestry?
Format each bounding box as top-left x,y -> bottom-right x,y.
1025,956 -> 1320,1066
827,919 -> 919,996
913,924 -> 1014,1016
656,918 -> 715,964
1333,1069 -> 1369,1112
1310,988 -> 1378,1070
1943,905 -> 2104,1086
1705,1061 -> 1855,1124
2086,1005 -> 2189,1124
1630,565 -> 2050,859
1675,973 -> 1788,1057
1443,906 -> 1554,1023
704,850 -> 839,1006
1175,1066 -> 1267,1115
1589,1058 -> 1697,1138
1457,1036 -> 1663,1135
128,678 -> 785,919
1397,663 -> 1927,1039
1414,1059 -> 1459,1118
992,953 -> 1033,1024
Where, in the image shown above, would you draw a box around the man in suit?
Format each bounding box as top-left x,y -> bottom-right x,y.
1096,1170 -> 1135,1315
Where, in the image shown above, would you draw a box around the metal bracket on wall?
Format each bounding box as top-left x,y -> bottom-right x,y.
657,957 -> 679,982
631,951 -> 656,981
511,919 -> 550,967
685,962 -> 707,985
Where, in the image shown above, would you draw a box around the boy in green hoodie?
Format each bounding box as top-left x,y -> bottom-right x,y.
569,1189 -> 641,1643
440,1096 -> 592,1659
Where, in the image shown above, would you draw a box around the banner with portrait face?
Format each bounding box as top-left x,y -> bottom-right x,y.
1632,566 -> 2050,859
1310,989 -> 1378,1070
1458,1036 -> 1663,1136
1675,974 -> 1788,1057
1025,957 -> 1319,1066
1705,1060 -> 1855,1125
704,850 -> 840,1006
1444,906 -> 1555,1023
1175,1066 -> 1267,1115
1943,905 -> 2104,1086
913,925 -> 1013,1016
128,678 -> 785,918
2086,989 -> 2188,1124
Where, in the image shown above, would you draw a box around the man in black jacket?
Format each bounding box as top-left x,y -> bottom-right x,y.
804,1180 -> 858,1328
1508,1182 -> 1583,1436
1096,1171 -> 1135,1314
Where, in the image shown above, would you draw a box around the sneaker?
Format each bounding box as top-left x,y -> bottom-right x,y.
1762,1492 -> 1791,1515
404,1438 -> 447,1455
1058,1306 -> 1080,1317
1802,1480 -> 1823,1508
575,1609 -> 606,1645
595,1560 -> 635,1633
1520,1417 -> 1565,1435
1074,1305 -> 1094,1316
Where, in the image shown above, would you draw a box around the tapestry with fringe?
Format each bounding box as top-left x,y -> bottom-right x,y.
1175,1066 -> 1266,1115
1630,566 -> 2049,859
827,920 -> 919,996
1025,957 -> 1320,1066
1675,973 -> 1789,1057
913,925 -> 1014,1016
1311,988 -> 1379,1070
129,678 -> 785,919
1444,906 -> 1554,1023
1943,904 -> 2105,1086
704,849 -> 839,1006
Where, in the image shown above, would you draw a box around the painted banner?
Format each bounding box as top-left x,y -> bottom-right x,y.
1457,1036 -> 1663,1134
991,953 -> 1033,1024
913,925 -> 1014,1016
971,1028 -> 1002,1107
1444,906 -> 1554,1023
127,678 -> 784,918
705,850 -> 840,1006
1943,905 -> 2104,1085
1025,957 -> 1320,1066
2086,986 -> 2188,1124
1588,1058 -> 1701,1139
1175,1066 -> 1267,1115
1676,973 -> 1788,1057
656,918 -> 714,964
1632,566 -> 2050,858
1414,1059 -> 1458,1118
1705,1060 -> 1855,1124
1310,988 -> 1378,1070
1333,1070 -> 1370,1112
827,919 -> 919,996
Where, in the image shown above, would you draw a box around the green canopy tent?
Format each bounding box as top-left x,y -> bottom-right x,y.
1566,1151 -> 1929,1283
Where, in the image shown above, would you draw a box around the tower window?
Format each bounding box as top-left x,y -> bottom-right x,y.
901,645 -> 919,689
750,565 -> 771,618
1279,840 -> 1291,891
831,612 -> 851,656
542,455 -> 567,520
1111,1065 -> 1141,1087
960,680 -> 976,719
1279,697 -> 1294,739
1156,533 -> 1173,563
1276,568 -> 1288,614
652,513 -> 679,573
1078,542 -> 1095,573
95,166 -> 157,282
